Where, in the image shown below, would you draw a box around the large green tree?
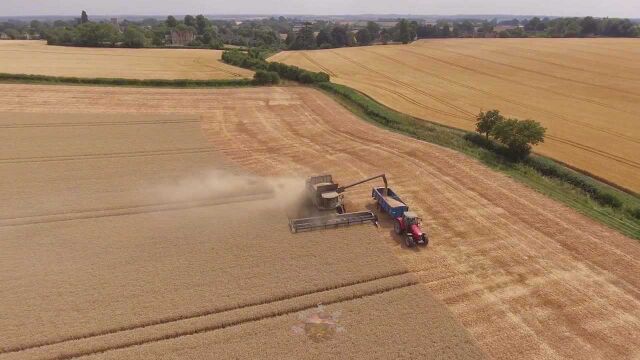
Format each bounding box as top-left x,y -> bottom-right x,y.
166,16 -> 177,28
355,28 -> 372,45
366,21 -> 380,40
316,28 -> 332,47
330,25 -> 350,47
195,15 -> 210,35
284,30 -> 295,47
396,19 -> 412,44
475,110 -> 504,139
289,25 -> 316,50
491,118 -> 546,159
122,25 -> 147,48
580,16 -> 598,35
75,22 -> 120,46
80,10 -> 89,24
184,15 -> 196,27
380,28 -> 391,44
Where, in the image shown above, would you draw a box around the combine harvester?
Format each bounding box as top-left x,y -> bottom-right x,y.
289,174 -> 386,233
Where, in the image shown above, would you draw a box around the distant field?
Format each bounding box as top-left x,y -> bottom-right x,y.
270,38 -> 640,193
0,40 -> 253,79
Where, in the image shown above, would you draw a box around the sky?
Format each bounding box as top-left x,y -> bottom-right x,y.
1,0 -> 639,18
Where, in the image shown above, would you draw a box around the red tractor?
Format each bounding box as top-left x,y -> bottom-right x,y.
393,211 -> 428,247
372,187 -> 428,248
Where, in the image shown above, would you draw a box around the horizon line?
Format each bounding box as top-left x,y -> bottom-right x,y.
1,13 -> 638,18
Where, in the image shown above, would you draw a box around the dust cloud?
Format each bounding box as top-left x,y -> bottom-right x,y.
153,169 -> 306,210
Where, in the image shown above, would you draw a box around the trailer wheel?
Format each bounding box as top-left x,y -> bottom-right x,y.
405,235 -> 416,248
393,220 -> 402,235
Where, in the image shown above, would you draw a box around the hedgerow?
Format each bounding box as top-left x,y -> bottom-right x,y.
222,50 -> 330,84
0,73 -> 254,87
253,70 -> 280,85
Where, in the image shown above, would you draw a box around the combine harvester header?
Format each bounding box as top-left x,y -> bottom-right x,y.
289,211 -> 378,233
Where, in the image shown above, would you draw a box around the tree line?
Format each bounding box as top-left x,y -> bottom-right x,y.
5,11 -> 287,48
415,16 -> 639,39
2,13 -> 637,50
278,16 -> 639,50
286,19 -> 415,50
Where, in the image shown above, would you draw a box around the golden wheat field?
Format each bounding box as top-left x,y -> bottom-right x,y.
0,84 -> 481,359
269,38 -> 640,193
0,40 -> 253,79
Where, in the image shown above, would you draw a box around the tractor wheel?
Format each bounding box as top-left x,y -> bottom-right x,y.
405,235 -> 416,248
421,234 -> 429,246
394,220 -> 402,235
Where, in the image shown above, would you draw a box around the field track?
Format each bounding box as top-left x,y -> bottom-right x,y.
0,40 -> 253,79
269,38 -> 640,192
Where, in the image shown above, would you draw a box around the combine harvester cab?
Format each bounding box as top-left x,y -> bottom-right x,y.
372,187 -> 429,247
305,175 -> 345,213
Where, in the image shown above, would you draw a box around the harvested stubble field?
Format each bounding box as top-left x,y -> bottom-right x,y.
0,40 -> 253,80
200,86 -> 640,359
0,84 -> 481,359
269,38 -> 640,193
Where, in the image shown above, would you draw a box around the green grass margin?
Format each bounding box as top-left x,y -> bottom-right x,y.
0,73 -> 255,88
317,82 -> 640,240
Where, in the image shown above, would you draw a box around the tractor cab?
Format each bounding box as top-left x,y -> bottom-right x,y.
403,211 -> 421,226
397,211 -> 428,247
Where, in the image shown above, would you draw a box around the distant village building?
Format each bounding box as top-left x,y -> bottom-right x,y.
0,32 -> 10,40
170,29 -> 196,46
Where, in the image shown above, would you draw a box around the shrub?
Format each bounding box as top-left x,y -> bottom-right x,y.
463,132 -> 511,157
491,118 -> 546,160
591,192 -> 623,208
253,70 -> 280,85
287,68 -> 330,83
